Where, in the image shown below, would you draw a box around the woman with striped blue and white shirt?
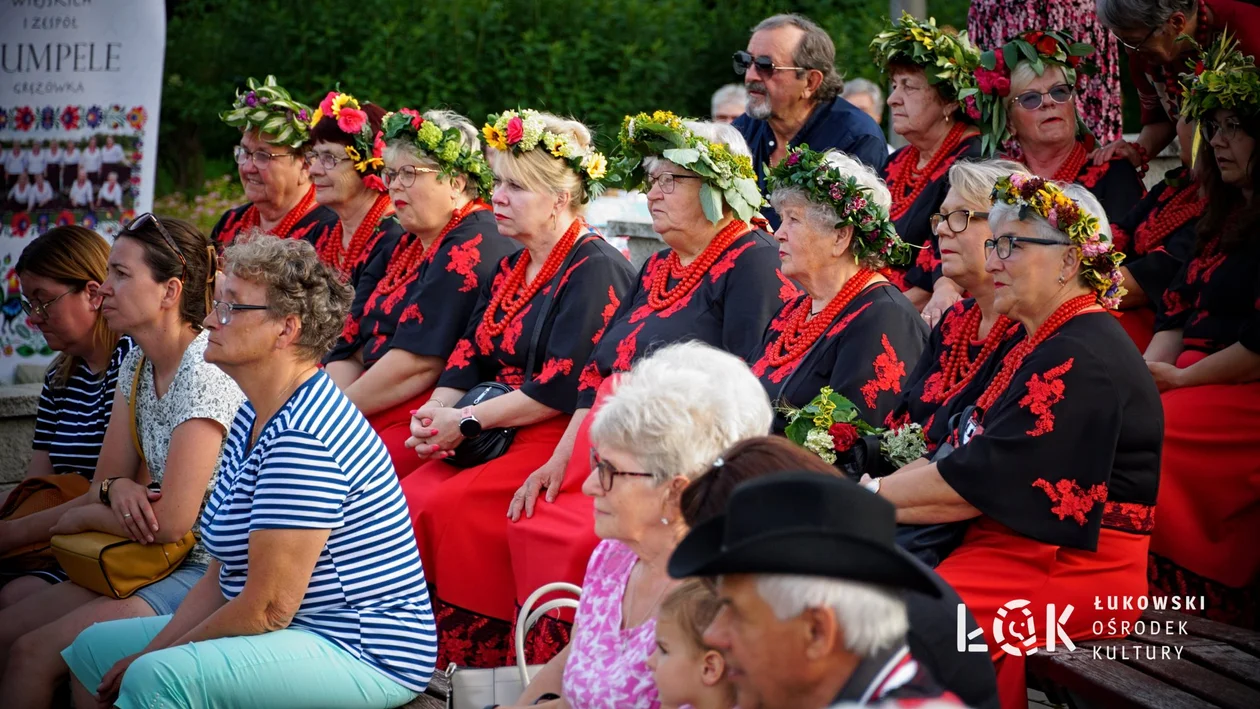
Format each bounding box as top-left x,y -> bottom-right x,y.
63,234 -> 437,709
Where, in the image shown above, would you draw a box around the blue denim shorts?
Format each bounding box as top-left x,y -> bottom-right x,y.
132,562 -> 206,615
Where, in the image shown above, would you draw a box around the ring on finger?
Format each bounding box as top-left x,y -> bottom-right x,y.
123,513 -> 133,518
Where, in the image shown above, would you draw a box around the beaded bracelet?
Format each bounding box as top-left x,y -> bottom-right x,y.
1128,141 -> 1150,179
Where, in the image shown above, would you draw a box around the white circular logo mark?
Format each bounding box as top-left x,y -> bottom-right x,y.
993,599 -> 1040,656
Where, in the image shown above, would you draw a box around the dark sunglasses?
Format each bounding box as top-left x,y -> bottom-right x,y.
733,50 -> 805,77
590,449 -> 656,492
125,213 -> 186,282
1012,84 -> 1075,111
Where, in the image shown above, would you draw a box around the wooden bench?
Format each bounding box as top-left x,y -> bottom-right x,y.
1026,610 -> 1260,708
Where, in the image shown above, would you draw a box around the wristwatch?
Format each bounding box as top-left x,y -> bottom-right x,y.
99,477 -> 122,505
862,477 -> 882,495
458,406 -> 483,438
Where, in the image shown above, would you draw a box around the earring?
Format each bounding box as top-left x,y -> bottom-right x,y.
549,211 -> 558,231
660,517 -> 670,526
1057,275 -> 1065,284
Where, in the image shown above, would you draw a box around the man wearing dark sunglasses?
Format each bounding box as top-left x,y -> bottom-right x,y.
732,13 -> 888,229
1092,0 -> 1260,170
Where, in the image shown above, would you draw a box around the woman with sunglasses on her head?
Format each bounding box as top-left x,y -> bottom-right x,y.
973,31 -> 1145,224
212,76 -> 339,249
305,90 -> 403,285
324,107 -> 518,475
869,15 -> 985,322
1145,39 -> 1260,629
866,177 -> 1160,708
401,109 -> 634,668
0,215 -> 245,708
0,227 -> 135,605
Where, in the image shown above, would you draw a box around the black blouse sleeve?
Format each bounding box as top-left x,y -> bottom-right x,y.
935,331 -> 1122,550
719,243 -> 795,361
520,241 -> 634,413
1085,159 -> 1146,224
325,229 -> 400,364
575,261 -> 646,410
1126,219 -> 1197,300
827,294 -> 929,425
1153,254 -> 1194,333
434,258 -> 503,393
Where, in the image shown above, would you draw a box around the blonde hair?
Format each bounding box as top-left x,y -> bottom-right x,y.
660,579 -> 723,651
487,112 -> 593,209
946,159 -> 1029,210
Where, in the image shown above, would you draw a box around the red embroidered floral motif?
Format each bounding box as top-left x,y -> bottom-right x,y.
1079,162 -> 1111,189
447,339 -> 474,369
497,366 -> 525,387
777,270 -> 801,303
475,320 -> 494,355
499,303 -> 531,355
536,358 -> 574,384
1018,358 -> 1073,436
591,287 -> 620,346
1112,225 -> 1131,253
884,409 -> 911,430
1102,501 -> 1155,533
656,287 -> 695,319
709,241 -> 755,282
340,315 -> 360,345
446,234 -> 484,293
914,243 -> 937,273
767,301 -> 795,333
827,302 -> 873,338
640,253 -> 663,291
879,266 -> 908,290
1032,478 -> 1108,525
613,323 -> 645,372
577,361 -> 604,392
860,334 -> 905,408
380,282 -> 408,315
399,302 -> 422,324
555,254 -> 591,294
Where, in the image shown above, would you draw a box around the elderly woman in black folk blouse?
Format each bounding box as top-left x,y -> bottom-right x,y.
749,146 -> 927,437
324,108 -> 517,474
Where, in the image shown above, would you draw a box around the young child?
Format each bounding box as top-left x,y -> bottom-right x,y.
647,579 -> 737,709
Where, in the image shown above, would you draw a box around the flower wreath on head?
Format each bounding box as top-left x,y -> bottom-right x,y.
765,145 -> 910,266
869,12 -> 981,119
974,30 -> 1098,156
219,75 -> 312,149
382,108 -> 494,201
482,109 -> 608,203
1178,33 -> 1260,123
309,90 -> 386,192
990,173 -> 1126,308
612,110 -> 763,224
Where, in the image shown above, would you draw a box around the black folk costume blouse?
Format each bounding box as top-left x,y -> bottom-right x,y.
325,208 -> 519,368
1157,231 -> 1260,356
1111,166 -> 1203,300
210,191 -> 339,251
882,135 -> 984,292
888,299 -> 1025,451
438,230 -> 635,414
575,228 -> 794,410
1064,156 -> 1146,224
936,313 -> 1163,550
751,282 -> 929,433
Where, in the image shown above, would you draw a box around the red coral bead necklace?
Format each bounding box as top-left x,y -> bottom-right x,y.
886,122 -> 968,222
650,219 -> 750,310
239,185 -> 318,238
936,305 -> 1017,402
371,200 -> 488,299
1133,183 -> 1204,255
765,268 -> 877,368
481,217 -> 585,337
318,192 -> 394,280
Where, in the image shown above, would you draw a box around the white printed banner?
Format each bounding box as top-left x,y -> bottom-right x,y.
0,0 -> 165,383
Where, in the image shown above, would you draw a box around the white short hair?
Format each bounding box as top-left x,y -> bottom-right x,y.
842,77 -> 884,108
383,109 -> 482,199
755,574 -> 909,658
990,181 -> 1113,289
588,341 -> 772,483
712,84 -> 749,117
768,150 -> 892,267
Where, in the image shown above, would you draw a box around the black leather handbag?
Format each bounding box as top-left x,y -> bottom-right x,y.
893,405 -> 981,567
446,240 -> 584,469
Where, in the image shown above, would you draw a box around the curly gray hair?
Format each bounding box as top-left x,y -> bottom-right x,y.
221,232 -> 352,361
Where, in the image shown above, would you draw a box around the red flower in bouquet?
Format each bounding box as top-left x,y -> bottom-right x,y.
337,107 -> 367,134
505,116 -> 524,145
829,422 -> 860,452
1036,36 -> 1059,56
400,107 -> 424,129
362,174 -> 386,192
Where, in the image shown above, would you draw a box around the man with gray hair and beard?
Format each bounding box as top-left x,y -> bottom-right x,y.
669,472 -> 963,709
732,13 -> 887,229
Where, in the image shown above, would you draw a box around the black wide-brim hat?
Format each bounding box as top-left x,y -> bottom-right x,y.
669,471 -> 942,598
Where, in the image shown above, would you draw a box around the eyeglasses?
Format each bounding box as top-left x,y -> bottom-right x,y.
733,50 -> 805,77
20,288 -> 77,319
1011,84 -> 1075,111
304,150 -> 354,171
984,235 -> 1070,260
125,213 -> 186,282
1113,24 -> 1161,52
644,172 -> 701,195
930,209 -> 990,234
590,449 -> 656,492
1202,117 -> 1243,142
210,299 -> 268,326
383,165 -> 440,189
234,145 -> 299,169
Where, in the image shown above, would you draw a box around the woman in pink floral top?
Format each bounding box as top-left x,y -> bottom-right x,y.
509,342 -> 773,708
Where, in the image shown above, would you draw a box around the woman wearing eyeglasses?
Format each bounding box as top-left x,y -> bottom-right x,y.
1145,40 -> 1260,628
1093,0 -> 1260,172
885,159 -> 1028,454
0,227 -> 133,598
212,76 -> 339,249
866,176 -> 1160,709
973,31 -> 1145,224
870,14 -> 984,321
0,215 -> 245,708
324,107 -> 518,475
305,90 -> 402,284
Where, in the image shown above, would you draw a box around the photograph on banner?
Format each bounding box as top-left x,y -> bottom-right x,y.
0,0 -> 165,382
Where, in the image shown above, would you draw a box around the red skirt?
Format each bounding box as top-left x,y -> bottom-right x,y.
1115,307 -> 1155,353
1150,361 -> 1260,589
366,390 -> 432,480
937,518 -> 1149,709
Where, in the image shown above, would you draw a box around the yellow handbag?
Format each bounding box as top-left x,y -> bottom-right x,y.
50,355 -> 195,599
